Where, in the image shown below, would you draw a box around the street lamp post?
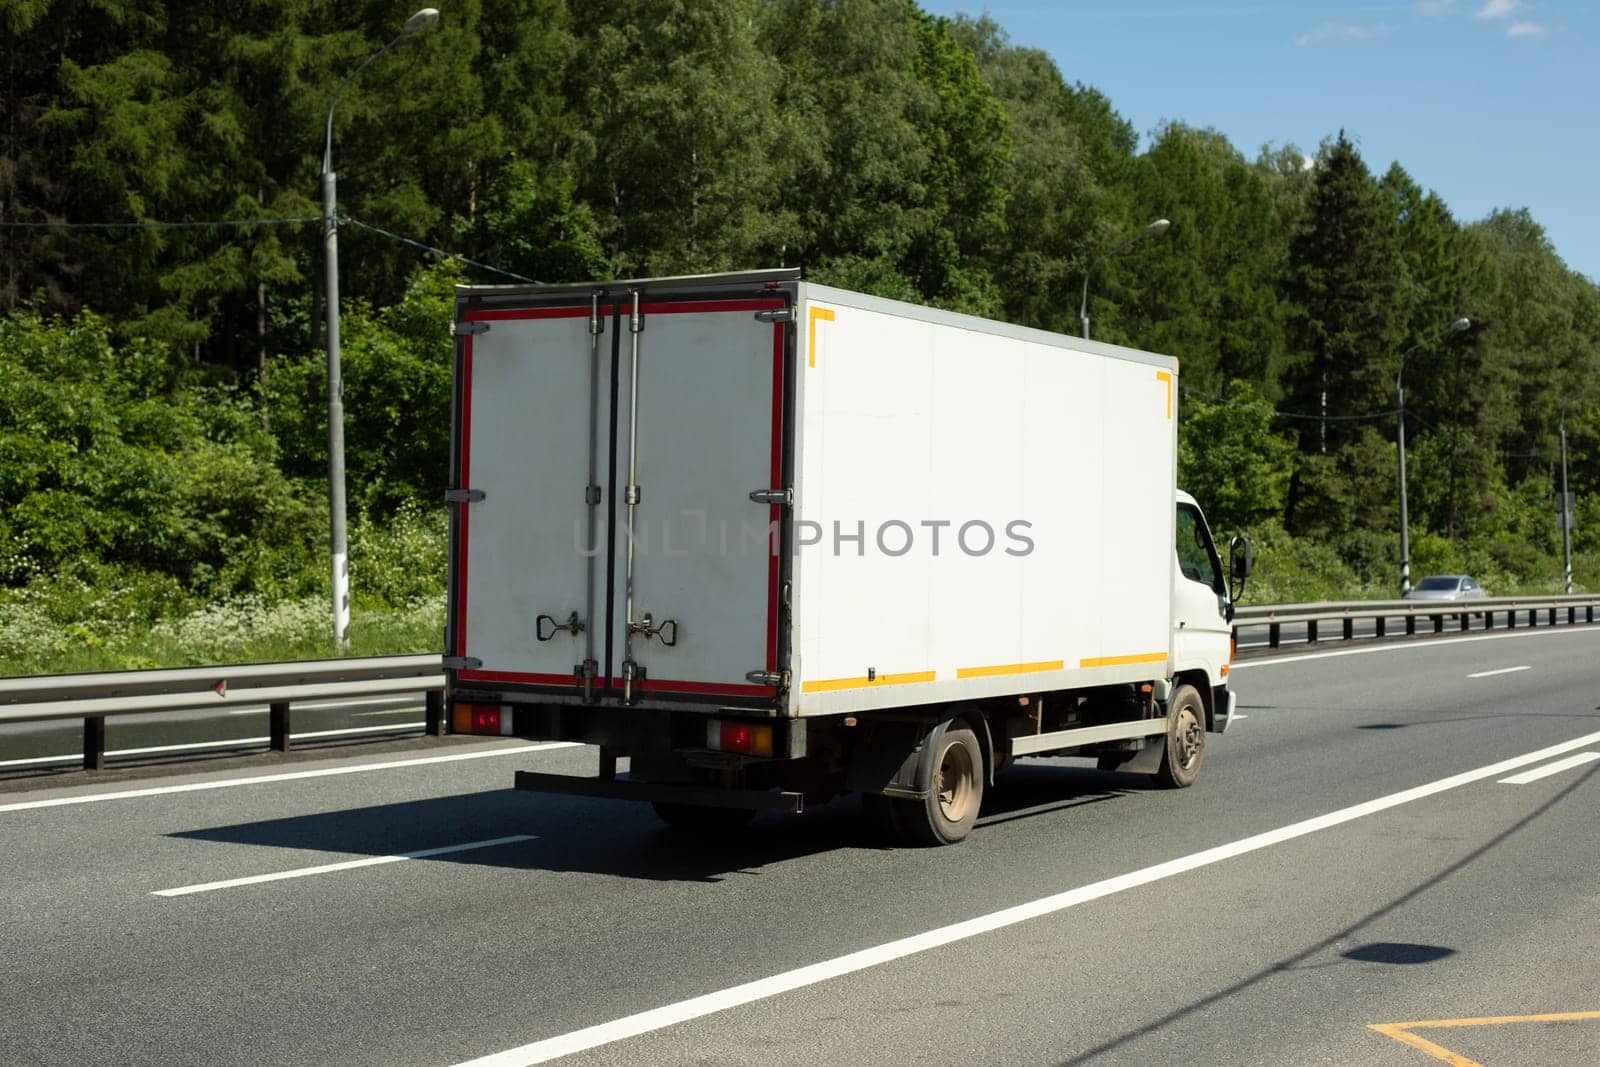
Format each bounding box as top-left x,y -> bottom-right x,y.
1078,217 -> 1170,340
321,8 -> 439,644
1396,316 -> 1470,598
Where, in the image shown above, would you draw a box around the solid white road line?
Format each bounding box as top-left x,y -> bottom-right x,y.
152,834 -> 535,897
450,726 -> 1600,1067
1231,625 -> 1600,671
0,722 -> 431,769
0,742 -> 581,814
1498,751 -> 1600,785
1468,665 -> 1531,679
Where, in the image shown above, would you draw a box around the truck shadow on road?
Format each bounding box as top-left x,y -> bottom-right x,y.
165,766 -> 1140,884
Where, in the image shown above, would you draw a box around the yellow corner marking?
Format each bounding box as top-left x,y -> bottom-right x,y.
956,660 -> 1064,680
1080,652 -> 1168,669
1368,1024 -> 1482,1067
1368,1011 -> 1600,1067
1156,370 -> 1173,419
808,306 -> 835,368
801,670 -> 934,694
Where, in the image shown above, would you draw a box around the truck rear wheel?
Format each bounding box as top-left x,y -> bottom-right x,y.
651,802 -> 757,835
1153,684 -> 1206,789
894,726 -> 984,845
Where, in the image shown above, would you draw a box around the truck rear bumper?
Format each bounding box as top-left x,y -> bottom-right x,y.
514,770 -> 805,813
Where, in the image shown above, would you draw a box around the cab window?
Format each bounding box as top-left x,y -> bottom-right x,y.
1176,504 -> 1223,594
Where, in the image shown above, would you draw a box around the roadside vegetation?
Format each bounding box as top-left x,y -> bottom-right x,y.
3,1 -> 1598,674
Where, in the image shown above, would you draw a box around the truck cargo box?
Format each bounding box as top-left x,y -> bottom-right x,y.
446,269 -> 1178,720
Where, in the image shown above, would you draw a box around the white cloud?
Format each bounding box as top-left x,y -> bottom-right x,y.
1295,22 -> 1392,46
1477,0 -> 1521,19
1506,19 -> 1548,36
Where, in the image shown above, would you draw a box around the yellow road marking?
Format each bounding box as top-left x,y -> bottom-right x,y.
1368,1010 -> 1600,1066
1156,369 -> 1173,419
800,670 -> 934,694
808,306 -> 835,368
1080,652 -> 1167,669
956,660 -> 1064,679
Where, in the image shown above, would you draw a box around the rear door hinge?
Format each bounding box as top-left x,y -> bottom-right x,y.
754,308 -> 793,324
749,487 -> 792,506
444,656 -> 482,670
445,488 -> 485,503
451,320 -> 490,336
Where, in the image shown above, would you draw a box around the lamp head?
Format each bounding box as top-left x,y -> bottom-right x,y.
1146,218 -> 1172,238
404,8 -> 440,33
1449,317 -> 1471,333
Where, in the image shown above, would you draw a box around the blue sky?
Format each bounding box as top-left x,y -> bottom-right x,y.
917,1 -> 1599,284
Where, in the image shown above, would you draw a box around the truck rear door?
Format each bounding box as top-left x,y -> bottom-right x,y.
449,290 -> 790,707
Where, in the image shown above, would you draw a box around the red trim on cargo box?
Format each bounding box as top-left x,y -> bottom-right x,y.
454,334 -> 473,656
610,677 -> 775,698
457,669 -> 578,687
639,298 -> 784,316
767,322 -> 783,673
454,298 -> 786,701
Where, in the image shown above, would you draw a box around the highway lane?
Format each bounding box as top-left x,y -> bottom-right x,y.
3,626 -> 1599,1065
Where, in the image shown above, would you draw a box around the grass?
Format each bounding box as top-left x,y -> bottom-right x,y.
0,595 -> 444,677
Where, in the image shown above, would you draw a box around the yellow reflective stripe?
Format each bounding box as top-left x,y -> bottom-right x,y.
956,660 -> 1064,679
1080,652 -> 1168,669
808,306 -> 835,368
1156,370 -> 1173,419
800,670 -> 934,694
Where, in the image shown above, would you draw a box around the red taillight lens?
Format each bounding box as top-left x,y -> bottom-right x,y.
453,703 -> 508,735
710,720 -> 773,757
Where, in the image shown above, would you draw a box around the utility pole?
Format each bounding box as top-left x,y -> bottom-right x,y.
319,8 -> 439,643
1560,414 -> 1573,594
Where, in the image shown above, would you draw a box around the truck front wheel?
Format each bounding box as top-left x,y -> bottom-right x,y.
1153,684 -> 1206,788
894,725 -> 984,845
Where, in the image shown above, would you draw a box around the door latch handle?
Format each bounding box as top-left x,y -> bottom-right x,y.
628,613 -> 678,647
537,612 -> 585,641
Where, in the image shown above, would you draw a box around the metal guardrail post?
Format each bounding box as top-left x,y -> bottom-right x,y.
425,689 -> 445,736
1269,623 -> 1280,648
1406,616 -> 1417,635
84,716 -> 106,771
1459,612 -> 1468,632
1548,608 -> 1556,626
1431,614 -> 1442,633
1307,620 -> 1318,644
269,702 -> 291,751
1375,616 -> 1386,637
1343,617 -> 1354,640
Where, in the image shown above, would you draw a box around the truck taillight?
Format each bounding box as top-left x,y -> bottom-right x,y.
453,703 -> 511,736
706,720 -> 773,758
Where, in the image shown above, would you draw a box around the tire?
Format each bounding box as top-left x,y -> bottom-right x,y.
651,802 -> 757,835
893,725 -> 984,846
1153,684 -> 1206,789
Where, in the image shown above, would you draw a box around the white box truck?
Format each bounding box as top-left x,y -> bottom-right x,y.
445,269 -> 1251,844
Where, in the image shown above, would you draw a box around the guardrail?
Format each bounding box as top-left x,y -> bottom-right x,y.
5,595 -> 1600,774
1233,594 -> 1600,648
0,655 -> 444,771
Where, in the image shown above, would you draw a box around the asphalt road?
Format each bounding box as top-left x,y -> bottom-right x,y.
4,626 -> 1600,1066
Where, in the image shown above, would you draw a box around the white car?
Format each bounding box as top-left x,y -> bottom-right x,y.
1404,574 -> 1486,601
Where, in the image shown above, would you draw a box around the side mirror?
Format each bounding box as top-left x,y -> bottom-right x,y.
1230,535 -> 1254,581
1228,535 -> 1253,606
